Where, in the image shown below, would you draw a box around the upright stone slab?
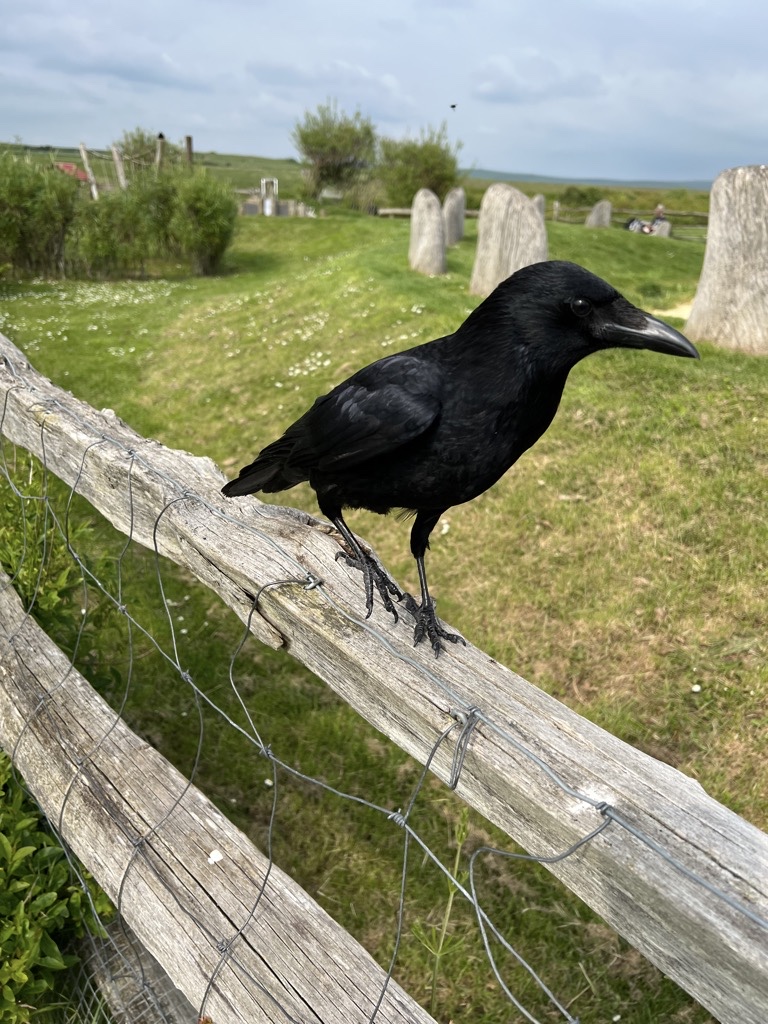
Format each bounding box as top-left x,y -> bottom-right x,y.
409,189 -> 446,276
686,165 -> 768,354
652,219 -> 671,237
469,184 -> 548,297
585,200 -> 612,228
443,187 -> 466,246
532,193 -> 546,220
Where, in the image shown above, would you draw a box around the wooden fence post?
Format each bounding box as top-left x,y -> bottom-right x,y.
111,145 -> 127,189
79,143 -> 99,200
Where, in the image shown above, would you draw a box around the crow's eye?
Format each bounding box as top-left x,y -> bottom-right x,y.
570,297 -> 593,318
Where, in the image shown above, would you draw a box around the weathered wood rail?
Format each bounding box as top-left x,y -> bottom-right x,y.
0,569 -> 435,1023
0,331 -> 766,1023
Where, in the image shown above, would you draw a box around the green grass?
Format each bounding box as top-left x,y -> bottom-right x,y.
2,210 -> 764,1024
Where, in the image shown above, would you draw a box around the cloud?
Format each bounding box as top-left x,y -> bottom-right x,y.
245,58 -> 415,122
2,0 -> 768,181
38,51 -> 211,92
473,54 -> 604,105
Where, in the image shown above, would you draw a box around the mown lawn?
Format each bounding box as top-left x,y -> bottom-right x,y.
1,212 -> 764,1024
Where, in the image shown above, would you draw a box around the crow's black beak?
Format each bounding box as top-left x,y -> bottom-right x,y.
604,313 -> 700,359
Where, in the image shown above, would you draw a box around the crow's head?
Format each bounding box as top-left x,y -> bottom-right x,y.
489,260 -> 699,365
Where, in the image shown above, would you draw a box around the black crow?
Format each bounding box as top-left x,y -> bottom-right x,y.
222,260 -> 698,654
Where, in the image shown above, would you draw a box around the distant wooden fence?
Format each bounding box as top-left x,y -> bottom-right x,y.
0,331 -> 766,1023
554,206 -> 708,240
379,207 -> 480,218
378,204 -> 707,240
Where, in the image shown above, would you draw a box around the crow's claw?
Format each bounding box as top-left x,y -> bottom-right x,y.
411,599 -> 466,657
335,549 -> 405,623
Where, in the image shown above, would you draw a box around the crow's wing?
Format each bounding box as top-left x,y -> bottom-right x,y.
299,353 -> 443,471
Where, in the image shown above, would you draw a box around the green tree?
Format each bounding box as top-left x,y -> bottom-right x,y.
378,123 -> 462,207
113,127 -> 182,171
292,100 -> 377,199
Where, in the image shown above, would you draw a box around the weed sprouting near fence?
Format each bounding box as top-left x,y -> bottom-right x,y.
1,329 -> 767,1023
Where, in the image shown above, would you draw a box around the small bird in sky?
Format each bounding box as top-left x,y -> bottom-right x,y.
223,261 -> 698,655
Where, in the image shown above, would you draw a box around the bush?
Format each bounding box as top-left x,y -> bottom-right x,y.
378,123 -> 462,207
67,186 -> 149,277
66,170 -> 181,277
0,154 -> 79,276
1,139 -> 238,279
169,170 -> 238,274
558,185 -> 603,208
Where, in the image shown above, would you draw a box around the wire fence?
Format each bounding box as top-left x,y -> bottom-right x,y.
1,335 -> 767,1024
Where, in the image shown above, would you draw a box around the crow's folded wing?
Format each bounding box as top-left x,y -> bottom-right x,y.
299,353 -> 443,471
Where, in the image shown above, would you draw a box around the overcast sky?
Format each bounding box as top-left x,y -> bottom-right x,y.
3,0 -> 766,183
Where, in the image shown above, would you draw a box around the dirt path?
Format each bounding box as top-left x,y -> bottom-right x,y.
652,302 -> 693,320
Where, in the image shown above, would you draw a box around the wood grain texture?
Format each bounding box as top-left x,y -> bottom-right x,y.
0,570 -> 436,1024
1,331 -> 767,1023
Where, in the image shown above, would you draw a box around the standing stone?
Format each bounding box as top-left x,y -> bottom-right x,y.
686,165 -> 768,354
469,183 -> 548,297
409,189 -> 446,276
585,199 -> 612,228
652,219 -> 671,237
532,193 -> 546,220
443,187 -> 466,246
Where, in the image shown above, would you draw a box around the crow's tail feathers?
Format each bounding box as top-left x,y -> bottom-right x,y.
221,437 -> 306,497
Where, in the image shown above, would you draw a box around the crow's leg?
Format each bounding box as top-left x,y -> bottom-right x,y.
410,511 -> 465,657
331,514 -> 405,622
411,554 -> 465,656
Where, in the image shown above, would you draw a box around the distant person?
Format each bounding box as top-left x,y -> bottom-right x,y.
625,217 -> 652,234
651,204 -> 668,230
625,204 -> 669,236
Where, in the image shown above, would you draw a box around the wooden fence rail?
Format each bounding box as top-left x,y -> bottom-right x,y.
0,569 -> 434,1024
0,331 -> 766,1023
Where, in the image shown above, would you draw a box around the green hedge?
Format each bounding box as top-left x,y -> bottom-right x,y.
0,153 -> 238,279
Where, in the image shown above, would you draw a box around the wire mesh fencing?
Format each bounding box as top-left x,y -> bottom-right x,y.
1,334 -> 767,1024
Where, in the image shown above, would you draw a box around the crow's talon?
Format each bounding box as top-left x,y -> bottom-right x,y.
337,546 -> 404,624
411,600 -> 465,657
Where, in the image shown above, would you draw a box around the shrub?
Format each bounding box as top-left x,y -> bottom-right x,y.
378,123 -> 462,207
170,171 -> 238,274
67,186 -> 149,277
558,185 -> 603,208
67,167 -> 188,277
1,138 -> 238,279
0,153 -> 79,276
